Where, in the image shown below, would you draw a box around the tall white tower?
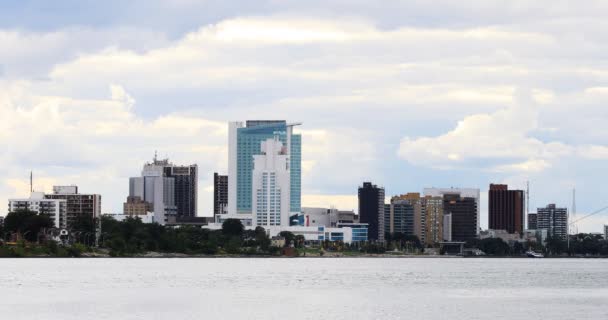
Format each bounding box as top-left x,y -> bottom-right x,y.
252,137 -> 291,227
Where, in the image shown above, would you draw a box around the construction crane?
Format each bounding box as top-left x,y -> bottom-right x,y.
569,205 -> 608,226
566,202 -> 608,250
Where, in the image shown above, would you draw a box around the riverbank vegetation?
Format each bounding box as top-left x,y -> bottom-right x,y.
2,210 -> 607,257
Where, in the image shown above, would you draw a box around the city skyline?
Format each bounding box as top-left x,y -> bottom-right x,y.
2,127 -> 603,233
1,1 -> 607,233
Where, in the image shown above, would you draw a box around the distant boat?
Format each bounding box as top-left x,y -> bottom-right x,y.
526,251 -> 544,258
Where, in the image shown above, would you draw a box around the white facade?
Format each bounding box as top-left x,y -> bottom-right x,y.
302,207 -> 333,227
104,212 -> 155,224
203,224 -> 360,244
129,162 -> 176,225
8,192 -> 67,229
301,207 -> 357,227
264,226 -> 355,243
424,187 -> 481,235
252,137 -> 290,227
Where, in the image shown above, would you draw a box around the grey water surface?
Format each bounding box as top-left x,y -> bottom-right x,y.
1,258 -> 607,319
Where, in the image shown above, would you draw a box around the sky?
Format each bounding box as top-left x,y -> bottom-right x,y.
1,0 -> 607,232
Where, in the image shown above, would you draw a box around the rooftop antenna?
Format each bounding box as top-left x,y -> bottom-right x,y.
30,171 -> 33,193
572,188 -> 577,235
154,150 -> 158,162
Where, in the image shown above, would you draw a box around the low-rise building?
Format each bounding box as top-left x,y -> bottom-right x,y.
300,208 -> 358,227
103,212 -> 156,224
302,207 -> 333,227
123,196 -> 151,216
337,223 -> 368,242
480,229 -> 522,243
166,216 -> 213,226
270,236 -> 286,247
204,223 -> 368,244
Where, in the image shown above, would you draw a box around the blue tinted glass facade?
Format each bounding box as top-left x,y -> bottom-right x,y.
392,202 -> 415,235
350,225 -> 369,242
236,121 -> 301,214
330,232 -> 344,241
290,134 -> 301,213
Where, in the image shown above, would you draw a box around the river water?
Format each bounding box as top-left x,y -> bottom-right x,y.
0,258 -> 606,319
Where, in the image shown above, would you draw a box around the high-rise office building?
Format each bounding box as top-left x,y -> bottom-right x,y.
604,225 -> 608,241
228,121 -> 301,220
528,213 -> 538,230
385,200 -> 415,236
45,185 -> 101,228
488,184 -> 524,234
424,196 -> 444,246
537,204 -> 568,240
213,173 -> 228,218
163,164 -> 197,218
442,194 -> 478,242
129,157 -> 177,225
384,204 -> 391,236
358,182 -> 385,241
389,193 -> 426,243
252,137 -> 291,227
424,188 -> 480,235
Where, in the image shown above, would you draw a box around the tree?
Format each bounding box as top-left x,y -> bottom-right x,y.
224,236 -> 242,254
222,219 -> 244,237
477,238 -> 510,256
71,214 -> 95,233
511,241 -> 525,255
545,236 -> 567,255
254,226 -> 270,250
278,231 -> 295,248
294,235 -> 305,248
4,210 -> 52,242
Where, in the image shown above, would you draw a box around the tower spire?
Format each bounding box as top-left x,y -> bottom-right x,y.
572,188 -> 577,235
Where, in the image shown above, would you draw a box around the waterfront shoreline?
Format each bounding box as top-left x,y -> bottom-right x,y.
3,252 -> 607,258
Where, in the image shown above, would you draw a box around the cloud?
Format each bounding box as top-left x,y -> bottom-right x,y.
0,81 -> 227,215
397,90 -> 606,173
1,8 -> 608,232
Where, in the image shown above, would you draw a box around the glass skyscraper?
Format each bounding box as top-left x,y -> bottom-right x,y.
228,120 -> 301,217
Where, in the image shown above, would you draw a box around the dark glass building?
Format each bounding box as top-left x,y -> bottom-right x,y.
358,182 -> 385,241
443,194 -> 478,242
164,164 -> 197,217
527,213 -> 537,230
488,184 -> 524,234
384,200 -> 415,237
214,173 -> 228,217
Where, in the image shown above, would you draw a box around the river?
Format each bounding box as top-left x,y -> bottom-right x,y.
1,258 -> 606,319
